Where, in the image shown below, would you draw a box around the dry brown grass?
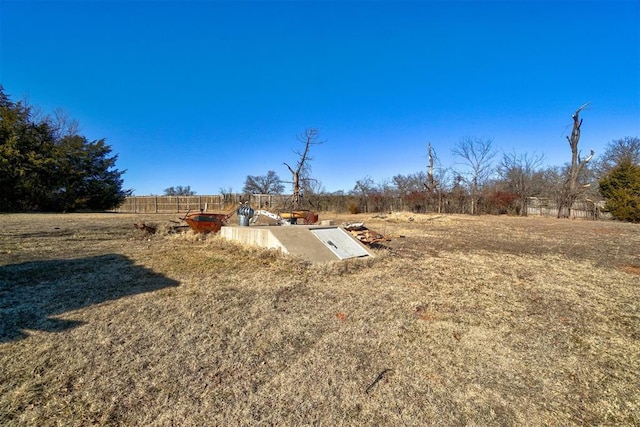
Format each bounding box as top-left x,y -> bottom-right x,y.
1,212 -> 638,426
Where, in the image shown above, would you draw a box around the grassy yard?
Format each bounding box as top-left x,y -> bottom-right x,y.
1,212 -> 638,426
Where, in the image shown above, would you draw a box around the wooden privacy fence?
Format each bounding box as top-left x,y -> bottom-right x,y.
113,194 -> 294,213
113,194 -> 611,220
113,195 -> 226,213
526,198 -> 610,220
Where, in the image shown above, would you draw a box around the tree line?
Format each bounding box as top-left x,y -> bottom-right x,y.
0,87 -> 128,212
239,127 -> 639,222
2,87 -> 638,222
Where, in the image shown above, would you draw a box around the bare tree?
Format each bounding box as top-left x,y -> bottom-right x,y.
392,172 -> 428,196
558,103 -> 594,218
219,186 -> 235,206
353,176 -> 376,213
164,185 -> 195,196
219,186 -> 234,196
242,170 -> 284,194
48,108 -> 80,141
497,150 -> 545,215
596,136 -> 640,174
452,137 -> 497,214
27,103 -> 81,142
303,178 -> 325,196
284,128 -> 324,209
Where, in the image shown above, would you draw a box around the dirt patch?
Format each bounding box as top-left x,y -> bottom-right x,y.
621,265 -> 640,276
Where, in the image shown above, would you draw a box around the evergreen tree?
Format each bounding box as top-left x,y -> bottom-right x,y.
0,90 -> 56,210
599,159 -> 640,223
44,135 -> 128,211
0,86 -> 128,211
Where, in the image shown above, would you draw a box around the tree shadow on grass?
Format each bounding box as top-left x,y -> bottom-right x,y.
0,254 -> 179,343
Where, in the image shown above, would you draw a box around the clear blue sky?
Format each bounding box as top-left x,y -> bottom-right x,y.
2,0 -> 639,195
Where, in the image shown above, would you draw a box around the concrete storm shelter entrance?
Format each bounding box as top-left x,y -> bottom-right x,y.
219,225 -> 374,263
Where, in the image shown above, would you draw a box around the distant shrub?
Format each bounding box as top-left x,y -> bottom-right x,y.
348,203 -> 360,214
484,190 -> 519,215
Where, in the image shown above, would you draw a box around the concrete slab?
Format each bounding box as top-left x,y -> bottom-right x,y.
219,225 -> 374,263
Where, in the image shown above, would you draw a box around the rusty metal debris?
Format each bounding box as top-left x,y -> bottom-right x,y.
181,203 -> 320,233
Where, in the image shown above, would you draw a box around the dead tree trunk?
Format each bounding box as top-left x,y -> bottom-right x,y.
425,142 -> 440,212
427,142 -> 436,192
558,103 -> 594,218
284,128 -> 323,210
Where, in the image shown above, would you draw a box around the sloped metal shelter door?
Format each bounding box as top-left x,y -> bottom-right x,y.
310,227 -> 371,260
